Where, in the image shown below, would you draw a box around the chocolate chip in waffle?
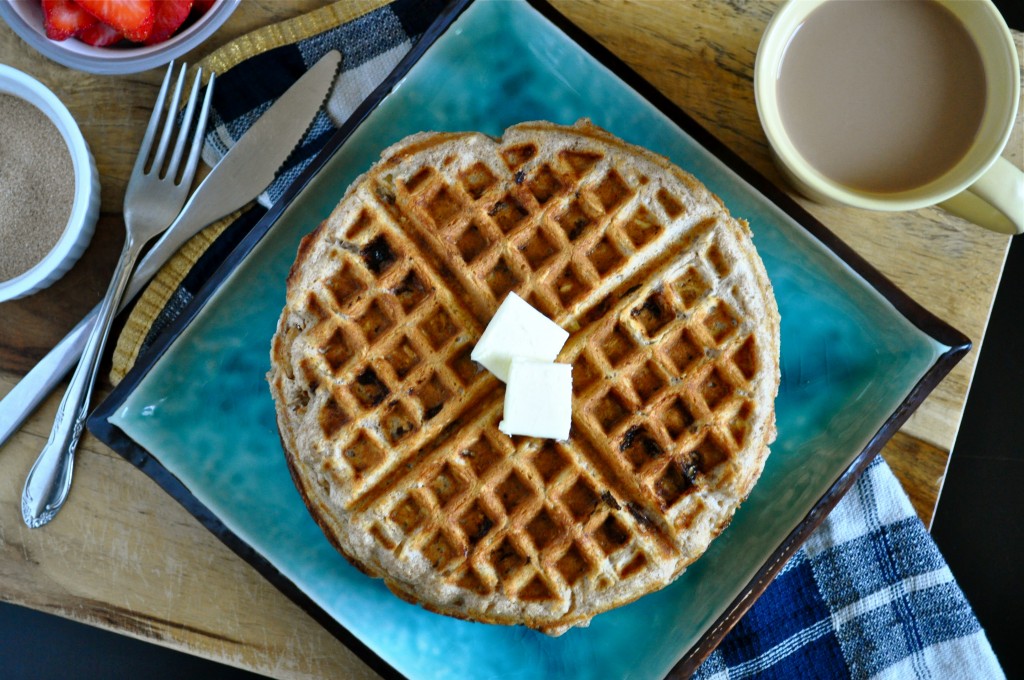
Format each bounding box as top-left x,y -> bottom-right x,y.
268,120 -> 780,635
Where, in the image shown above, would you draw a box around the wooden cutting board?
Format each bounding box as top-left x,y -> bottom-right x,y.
0,2 -> 1020,678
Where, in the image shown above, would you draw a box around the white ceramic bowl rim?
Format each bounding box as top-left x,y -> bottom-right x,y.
0,0 -> 240,76
0,64 -> 95,301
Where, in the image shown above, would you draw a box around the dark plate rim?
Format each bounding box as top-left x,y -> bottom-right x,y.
89,1 -> 972,678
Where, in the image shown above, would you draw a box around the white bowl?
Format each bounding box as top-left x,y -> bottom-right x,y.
0,65 -> 100,302
0,0 -> 239,76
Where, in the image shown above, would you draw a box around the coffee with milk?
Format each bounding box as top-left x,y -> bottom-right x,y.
776,0 -> 987,194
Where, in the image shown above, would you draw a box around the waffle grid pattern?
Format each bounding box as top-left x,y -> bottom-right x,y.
272,122 -> 778,633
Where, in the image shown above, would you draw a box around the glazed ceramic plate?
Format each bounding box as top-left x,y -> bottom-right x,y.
90,1 -> 969,678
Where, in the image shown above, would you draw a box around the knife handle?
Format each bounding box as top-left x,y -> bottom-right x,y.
0,196 -> 221,450
0,317 -> 90,449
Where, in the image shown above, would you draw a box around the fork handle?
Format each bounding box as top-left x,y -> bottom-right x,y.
22,237 -> 141,528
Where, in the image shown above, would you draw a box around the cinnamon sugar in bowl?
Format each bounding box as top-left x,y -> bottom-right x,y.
0,65 -> 99,302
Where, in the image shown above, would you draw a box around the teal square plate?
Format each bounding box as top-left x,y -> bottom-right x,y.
90,1 -> 969,678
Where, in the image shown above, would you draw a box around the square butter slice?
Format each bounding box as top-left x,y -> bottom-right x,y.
498,359 -> 573,440
471,292 -> 569,382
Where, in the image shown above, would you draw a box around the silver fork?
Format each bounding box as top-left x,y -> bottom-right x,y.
22,62 -> 214,528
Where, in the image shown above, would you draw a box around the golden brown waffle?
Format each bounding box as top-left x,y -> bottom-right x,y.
269,120 -> 780,635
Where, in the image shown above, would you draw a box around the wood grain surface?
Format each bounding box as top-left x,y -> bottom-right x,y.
0,1 -> 1021,678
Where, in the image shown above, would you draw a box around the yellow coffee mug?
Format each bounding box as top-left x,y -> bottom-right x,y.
754,0 -> 1023,235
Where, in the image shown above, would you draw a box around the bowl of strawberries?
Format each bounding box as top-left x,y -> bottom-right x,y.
0,0 -> 239,75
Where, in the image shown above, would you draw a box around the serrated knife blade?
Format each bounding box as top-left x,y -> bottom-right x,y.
0,50 -> 340,449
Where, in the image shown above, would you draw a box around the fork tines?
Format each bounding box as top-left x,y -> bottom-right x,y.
138,61 -> 216,186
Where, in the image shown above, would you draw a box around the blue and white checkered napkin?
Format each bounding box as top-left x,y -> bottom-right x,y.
146,2 -> 1006,677
695,457 -> 1003,679
200,0 -> 447,207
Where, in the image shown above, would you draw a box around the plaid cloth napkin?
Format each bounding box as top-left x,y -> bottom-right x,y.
108,2 -> 1005,678
694,457 -> 1002,679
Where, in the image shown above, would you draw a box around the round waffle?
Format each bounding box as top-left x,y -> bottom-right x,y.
269,120 -> 780,635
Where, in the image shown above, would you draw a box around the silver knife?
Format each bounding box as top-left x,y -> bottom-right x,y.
1,50 -> 340,451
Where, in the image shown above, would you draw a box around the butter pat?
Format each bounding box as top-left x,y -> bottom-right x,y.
471,292 -> 569,382
499,359 -> 573,440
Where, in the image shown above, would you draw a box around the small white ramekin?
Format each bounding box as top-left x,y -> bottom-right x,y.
0,65 -> 100,302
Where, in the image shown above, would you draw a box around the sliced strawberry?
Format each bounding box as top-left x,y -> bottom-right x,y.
41,0 -> 97,40
78,20 -> 124,46
144,0 -> 192,45
75,0 -> 154,42
192,0 -> 214,16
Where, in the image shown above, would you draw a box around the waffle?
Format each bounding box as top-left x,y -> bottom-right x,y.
268,120 -> 780,635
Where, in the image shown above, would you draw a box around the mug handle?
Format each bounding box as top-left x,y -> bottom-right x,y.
938,156 -> 1024,235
